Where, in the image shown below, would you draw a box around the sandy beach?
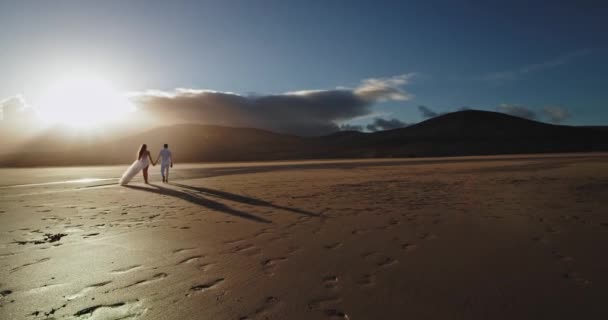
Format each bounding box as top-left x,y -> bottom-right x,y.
2,154 -> 608,319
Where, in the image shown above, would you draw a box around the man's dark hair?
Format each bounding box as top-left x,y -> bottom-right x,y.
164,144 -> 168,148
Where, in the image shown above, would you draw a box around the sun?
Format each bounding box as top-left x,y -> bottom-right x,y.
37,73 -> 134,128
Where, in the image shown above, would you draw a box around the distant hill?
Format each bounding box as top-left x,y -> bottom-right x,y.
332,110 -> 608,157
2,110 -> 608,166
0,124 -> 306,166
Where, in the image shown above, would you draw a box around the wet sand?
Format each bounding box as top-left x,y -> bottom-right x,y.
1,154 -> 608,319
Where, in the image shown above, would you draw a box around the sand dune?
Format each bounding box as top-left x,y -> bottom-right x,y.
1,155 -> 608,319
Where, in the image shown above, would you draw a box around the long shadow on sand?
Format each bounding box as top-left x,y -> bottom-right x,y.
173,183 -> 320,217
124,184 -> 271,224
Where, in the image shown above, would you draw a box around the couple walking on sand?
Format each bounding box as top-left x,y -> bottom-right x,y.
119,143 -> 173,186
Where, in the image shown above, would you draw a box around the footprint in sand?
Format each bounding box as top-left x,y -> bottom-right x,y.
197,262 -> 215,271
25,282 -> 66,295
287,245 -> 300,255
325,309 -> 350,319
10,257 -> 50,273
361,251 -> 378,259
418,232 -> 438,240
356,273 -> 376,287
67,281 -> 112,300
110,265 -> 142,274
239,295 -> 281,319
322,276 -> 339,289
74,300 -> 146,318
262,257 -> 288,275
324,242 -> 343,250
376,218 -> 400,230
551,250 -> 573,262
215,220 -> 236,224
0,253 -> 17,259
178,255 -> 203,265
187,278 -> 225,296
307,297 -> 342,311
253,229 -> 274,238
109,273 -> 168,292
1,289 -> 13,301
376,256 -> 398,268
563,271 -> 591,286
351,228 -> 371,235
401,243 -> 418,252
308,296 -> 349,318
223,238 -> 247,245
82,232 -> 100,239
362,251 -> 399,268
172,247 -> 197,254
233,243 -> 262,256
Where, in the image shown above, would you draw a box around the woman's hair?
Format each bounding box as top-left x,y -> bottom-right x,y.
137,144 -> 147,160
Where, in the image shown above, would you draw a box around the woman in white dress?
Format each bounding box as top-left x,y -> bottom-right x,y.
119,144 -> 156,185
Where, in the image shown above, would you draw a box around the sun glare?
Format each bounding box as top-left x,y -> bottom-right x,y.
37,74 -> 134,128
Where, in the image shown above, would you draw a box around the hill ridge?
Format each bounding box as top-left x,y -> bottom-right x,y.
2,110 -> 607,166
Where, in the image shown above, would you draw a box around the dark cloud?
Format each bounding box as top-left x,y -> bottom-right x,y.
339,124 -> 363,131
365,117 -> 409,132
542,107 -> 571,124
129,74 -> 414,136
417,105 -> 439,118
496,104 -> 537,120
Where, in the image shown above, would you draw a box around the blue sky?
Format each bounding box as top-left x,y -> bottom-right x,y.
1,0 -> 607,132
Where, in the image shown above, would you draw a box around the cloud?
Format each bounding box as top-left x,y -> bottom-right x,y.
497,104 -> 573,123
0,95 -> 36,122
496,104 -> 537,120
354,74 -> 414,102
542,107 -> 571,124
481,49 -> 590,82
417,105 -> 439,119
339,124 -> 363,131
129,74 -> 415,136
365,117 -> 409,132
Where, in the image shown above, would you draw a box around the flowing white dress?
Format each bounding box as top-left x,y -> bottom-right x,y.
119,155 -> 150,186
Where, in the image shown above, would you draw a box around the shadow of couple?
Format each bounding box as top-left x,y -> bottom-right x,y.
124,183 -> 320,224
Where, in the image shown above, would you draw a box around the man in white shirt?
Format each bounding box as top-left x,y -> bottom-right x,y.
155,144 -> 173,183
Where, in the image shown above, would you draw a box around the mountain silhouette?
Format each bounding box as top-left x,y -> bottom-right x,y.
2,110 -> 607,166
